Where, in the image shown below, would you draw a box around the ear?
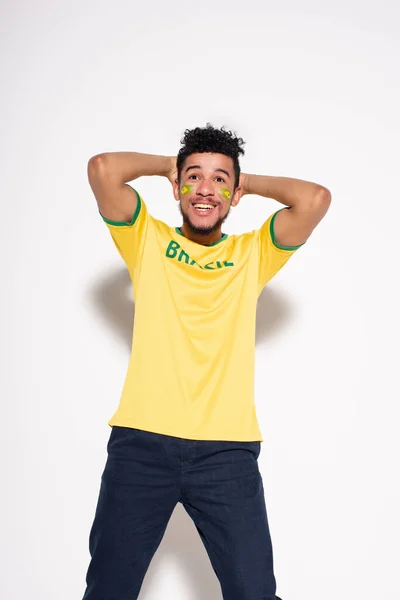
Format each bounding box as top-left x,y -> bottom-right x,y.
172,178 -> 180,201
230,185 -> 242,208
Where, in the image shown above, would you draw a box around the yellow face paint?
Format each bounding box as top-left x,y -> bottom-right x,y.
181,184 -> 193,195
220,188 -> 231,200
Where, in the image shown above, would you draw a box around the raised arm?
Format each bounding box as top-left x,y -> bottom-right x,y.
87,152 -> 175,222
240,173 -> 331,247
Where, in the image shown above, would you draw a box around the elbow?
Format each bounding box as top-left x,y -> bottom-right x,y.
87,154 -> 109,179
315,186 -> 332,205
311,186 -> 332,220
88,153 -> 107,169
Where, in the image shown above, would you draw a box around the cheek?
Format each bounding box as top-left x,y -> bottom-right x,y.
179,196 -> 191,212
223,202 -> 231,215
219,187 -> 232,201
181,184 -> 193,196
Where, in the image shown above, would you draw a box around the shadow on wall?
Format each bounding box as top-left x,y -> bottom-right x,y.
87,268 -> 295,599
90,268 -> 135,350
256,284 -> 295,345
89,267 -> 295,351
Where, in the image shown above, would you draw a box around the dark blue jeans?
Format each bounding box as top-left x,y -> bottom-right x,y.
82,426 -> 282,600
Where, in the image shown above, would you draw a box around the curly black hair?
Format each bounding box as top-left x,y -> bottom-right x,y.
177,123 -> 245,190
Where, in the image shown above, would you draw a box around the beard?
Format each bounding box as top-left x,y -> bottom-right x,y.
178,202 -> 231,237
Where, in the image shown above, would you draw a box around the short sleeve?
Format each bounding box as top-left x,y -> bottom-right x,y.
258,207 -> 305,290
100,185 -> 150,275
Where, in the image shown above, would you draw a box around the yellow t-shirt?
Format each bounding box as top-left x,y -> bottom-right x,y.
101,185 -> 304,441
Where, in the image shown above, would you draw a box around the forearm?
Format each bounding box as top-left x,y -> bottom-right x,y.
89,151 -> 173,183
241,173 -> 328,208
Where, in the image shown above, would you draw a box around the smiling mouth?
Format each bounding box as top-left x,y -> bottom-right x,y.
191,203 -> 218,216
192,199 -> 218,208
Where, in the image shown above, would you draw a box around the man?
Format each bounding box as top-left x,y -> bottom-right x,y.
83,124 -> 331,600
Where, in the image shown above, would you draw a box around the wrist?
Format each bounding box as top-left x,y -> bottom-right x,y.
168,156 -> 177,176
155,155 -> 172,178
165,156 -> 177,184
239,172 -> 249,195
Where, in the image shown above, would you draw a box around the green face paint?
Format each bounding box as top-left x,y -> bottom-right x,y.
220,188 -> 231,200
181,184 -> 193,195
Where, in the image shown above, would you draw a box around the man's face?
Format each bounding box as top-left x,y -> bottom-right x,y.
173,152 -> 241,236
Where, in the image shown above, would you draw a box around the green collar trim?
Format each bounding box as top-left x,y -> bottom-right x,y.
175,227 -> 228,246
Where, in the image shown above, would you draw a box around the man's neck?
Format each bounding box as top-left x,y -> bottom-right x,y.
180,223 -> 223,246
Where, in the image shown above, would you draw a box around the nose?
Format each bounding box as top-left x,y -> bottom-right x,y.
196,178 -> 215,196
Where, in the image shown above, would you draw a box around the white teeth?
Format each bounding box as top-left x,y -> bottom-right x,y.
194,204 -> 214,209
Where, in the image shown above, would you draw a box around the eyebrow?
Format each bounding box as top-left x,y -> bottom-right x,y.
184,165 -> 231,178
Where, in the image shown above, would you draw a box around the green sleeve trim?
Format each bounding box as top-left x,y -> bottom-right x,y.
270,208 -> 306,251
99,185 -> 141,226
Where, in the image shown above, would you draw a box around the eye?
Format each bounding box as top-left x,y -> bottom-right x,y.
216,176 -> 225,182
189,174 -> 199,180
